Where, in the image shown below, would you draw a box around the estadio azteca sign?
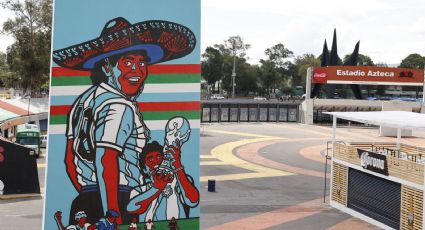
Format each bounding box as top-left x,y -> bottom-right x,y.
357,149 -> 389,176
313,66 -> 424,86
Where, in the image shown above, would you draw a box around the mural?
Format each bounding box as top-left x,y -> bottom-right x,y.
45,1 -> 200,229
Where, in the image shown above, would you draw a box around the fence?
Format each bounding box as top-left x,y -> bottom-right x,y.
201,102 -> 301,123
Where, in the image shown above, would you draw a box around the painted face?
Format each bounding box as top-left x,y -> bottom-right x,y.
116,54 -> 148,97
145,151 -> 163,170
77,217 -> 87,226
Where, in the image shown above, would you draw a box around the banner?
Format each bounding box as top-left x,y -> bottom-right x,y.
313,66 -> 424,86
44,1 -> 200,229
357,149 -> 389,176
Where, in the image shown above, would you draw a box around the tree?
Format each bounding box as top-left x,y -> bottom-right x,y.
201,47 -> 224,94
342,53 -> 374,66
259,59 -> 280,95
214,36 -> 251,59
294,54 -> 320,88
399,53 -> 425,69
1,0 -> 52,96
213,36 -> 251,97
0,52 -> 8,86
264,43 -> 293,69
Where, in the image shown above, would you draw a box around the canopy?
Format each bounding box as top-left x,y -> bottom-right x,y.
325,111 -> 425,131
325,111 -> 425,150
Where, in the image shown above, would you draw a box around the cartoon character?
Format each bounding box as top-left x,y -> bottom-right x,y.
88,209 -> 119,230
168,217 -> 179,230
127,117 -> 199,221
128,217 -> 139,230
144,219 -> 155,230
55,211 -> 92,230
52,17 -> 196,225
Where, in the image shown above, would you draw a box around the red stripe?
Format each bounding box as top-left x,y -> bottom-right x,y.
51,67 -> 90,76
138,101 -> 200,111
50,105 -> 71,115
52,64 -> 200,77
148,64 -> 200,74
50,101 -> 200,115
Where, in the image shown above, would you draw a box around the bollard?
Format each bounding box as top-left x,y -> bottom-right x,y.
208,179 -> 216,192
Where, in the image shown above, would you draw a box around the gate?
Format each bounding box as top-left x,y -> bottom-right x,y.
201,102 -> 301,123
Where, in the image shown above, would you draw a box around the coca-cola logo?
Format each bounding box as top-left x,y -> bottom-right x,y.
313,69 -> 327,83
314,73 -> 326,78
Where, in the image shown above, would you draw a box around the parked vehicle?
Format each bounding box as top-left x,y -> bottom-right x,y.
40,135 -> 48,148
16,124 -> 41,158
210,94 -> 225,100
253,96 -> 267,101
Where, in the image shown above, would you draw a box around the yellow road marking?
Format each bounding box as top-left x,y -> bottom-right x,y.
200,155 -> 216,159
208,137 -> 294,181
205,129 -> 278,138
201,161 -> 229,166
201,172 -> 285,182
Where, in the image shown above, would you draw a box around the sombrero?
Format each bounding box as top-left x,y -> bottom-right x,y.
52,17 -> 196,70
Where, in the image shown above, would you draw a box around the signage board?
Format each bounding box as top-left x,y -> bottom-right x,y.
313,66 -> 424,86
44,1 -> 200,229
357,149 -> 389,176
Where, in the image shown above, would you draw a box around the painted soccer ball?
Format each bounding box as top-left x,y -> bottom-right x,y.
165,116 -> 191,147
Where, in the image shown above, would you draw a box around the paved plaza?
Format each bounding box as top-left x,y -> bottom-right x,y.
2,123 -> 425,229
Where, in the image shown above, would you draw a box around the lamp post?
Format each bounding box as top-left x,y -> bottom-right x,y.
232,54 -> 236,98
25,95 -> 31,116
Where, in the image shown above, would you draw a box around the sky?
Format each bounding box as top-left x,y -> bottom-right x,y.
1,0 -> 425,65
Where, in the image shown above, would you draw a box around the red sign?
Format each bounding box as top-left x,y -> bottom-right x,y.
312,66 -> 424,86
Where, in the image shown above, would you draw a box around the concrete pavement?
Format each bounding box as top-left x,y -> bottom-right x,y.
2,123 -> 425,229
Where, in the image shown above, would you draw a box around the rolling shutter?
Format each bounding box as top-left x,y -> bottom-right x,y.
347,168 -> 401,229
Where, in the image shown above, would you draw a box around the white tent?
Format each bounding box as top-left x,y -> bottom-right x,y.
325,111 -> 425,150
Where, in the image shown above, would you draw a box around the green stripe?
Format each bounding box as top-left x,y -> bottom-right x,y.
141,111 -> 200,120
118,218 -> 199,230
51,74 -> 200,86
51,76 -> 91,86
50,111 -> 200,124
50,115 -> 67,124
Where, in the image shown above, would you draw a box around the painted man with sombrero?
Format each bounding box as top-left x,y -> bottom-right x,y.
52,17 -> 196,225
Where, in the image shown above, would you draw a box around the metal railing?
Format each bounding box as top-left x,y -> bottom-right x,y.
201,102 -> 301,123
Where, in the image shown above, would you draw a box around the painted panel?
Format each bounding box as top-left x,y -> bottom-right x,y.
44,1 -> 200,229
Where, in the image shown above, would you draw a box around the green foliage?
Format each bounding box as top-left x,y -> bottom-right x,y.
201,46 -> 224,92
264,43 -> 293,69
1,0 -> 52,95
342,53 -> 374,66
399,53 -> 425,69
294,54 -> 320,87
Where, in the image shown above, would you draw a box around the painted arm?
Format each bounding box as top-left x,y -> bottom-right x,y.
54,211 -> 66,230
167,144 -> 199,206
65,139 -> 81,192
95,147 -> 121,224
127,171 -> 173,214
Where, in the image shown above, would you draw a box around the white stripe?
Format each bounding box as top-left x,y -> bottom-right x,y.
327,80 -> 423,86
51,84 -> 200,96
48,120 -> 200,135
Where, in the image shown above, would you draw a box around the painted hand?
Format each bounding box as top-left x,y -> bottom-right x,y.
166,140 -> 182,168
152,170 -> 174,190
54,211 -> 62,222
